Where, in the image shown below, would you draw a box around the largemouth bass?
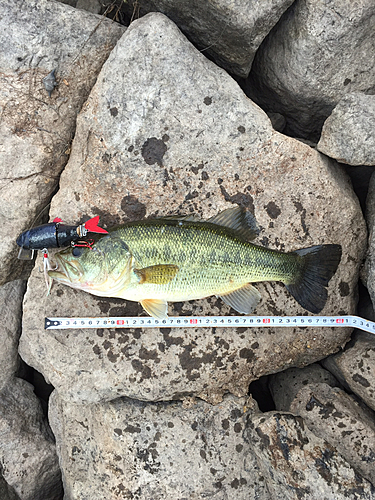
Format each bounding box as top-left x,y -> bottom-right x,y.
48,207 -> 342,319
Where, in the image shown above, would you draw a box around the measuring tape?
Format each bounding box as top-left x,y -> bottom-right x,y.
44,315 -> 375,334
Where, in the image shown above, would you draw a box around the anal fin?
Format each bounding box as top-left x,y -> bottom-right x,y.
218,284 -> 261,314
141,299 -> 168,319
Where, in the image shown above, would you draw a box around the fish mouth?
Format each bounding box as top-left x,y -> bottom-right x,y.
48,255 -> 82,283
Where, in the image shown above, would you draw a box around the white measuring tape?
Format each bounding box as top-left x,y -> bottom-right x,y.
44,315 -> 375,334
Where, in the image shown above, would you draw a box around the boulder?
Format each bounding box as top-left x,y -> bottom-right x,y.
321,334 -> 375,412
0,280 -> 26,391
49,392 -> 268,499
0,378 -> 62,500
0,0 -> 125,285
318,94 -> 375,166
19,13 -> 366,405
122,0 -> 294,78
269,363 -> 340,411
290,383 -> 375,486
246,0 -> 375,140
247,411 -> 375,499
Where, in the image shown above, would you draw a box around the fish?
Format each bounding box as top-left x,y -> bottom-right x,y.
48,207 -> 342,319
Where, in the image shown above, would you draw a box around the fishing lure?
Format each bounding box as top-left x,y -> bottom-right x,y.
16,216 -> 108,292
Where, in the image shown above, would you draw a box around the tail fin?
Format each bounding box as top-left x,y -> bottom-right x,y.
285,244 -> 342,313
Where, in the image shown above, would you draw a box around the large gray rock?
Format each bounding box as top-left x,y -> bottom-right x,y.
122,0 -> 294,78
322,334 -> 375,412
19,13 -> 366,405
0,0 -> 125,285
290,383 -> 375,486
248,411 -> 375,499
247,0 -> 375,139
318,94 -> 375,166
49,392 -> 268,499
269,363 -> 340,411
0,378 -> 62,500
0,280 -> 26,391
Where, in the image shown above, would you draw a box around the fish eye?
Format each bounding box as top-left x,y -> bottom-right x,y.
72,246 -> 84,257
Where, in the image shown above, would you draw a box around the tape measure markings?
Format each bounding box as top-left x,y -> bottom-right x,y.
44,315 -> 375,334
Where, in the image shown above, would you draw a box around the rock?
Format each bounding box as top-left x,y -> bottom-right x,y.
290,383 -> 375,486
269,363 -> 340,411
76,0 -> 101,14
0,475 -> 20,500
0,280 -> 26,391
317,94 -> 375,166
49,392 -> 268,499
0,0 -> 125,285
321,334 -> 375,412
19,12 -> 366,405
0,378 -> 62,500
247,0 -> 375,140
123,0 -> 294,78
247,411 -> 375,499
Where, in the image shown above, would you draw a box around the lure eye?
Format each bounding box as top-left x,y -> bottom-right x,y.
72,247 -> 84,257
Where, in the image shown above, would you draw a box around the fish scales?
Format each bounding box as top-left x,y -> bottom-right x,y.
113,220 -> 298,302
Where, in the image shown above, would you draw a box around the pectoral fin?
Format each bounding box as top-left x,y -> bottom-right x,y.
134,264 -> 179,284
141,299 -> 168,319
218,284 -> 261,314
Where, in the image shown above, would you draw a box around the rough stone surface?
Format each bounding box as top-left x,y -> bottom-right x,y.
247,0 -> 375,139
247,411 -> 375,499
49,392 -> 268,500
0,0 -> 125,285
0,280 -> 26,391
322,334 -> 375,412
0,378 -> 62,500
19,13 -> 366,405
269,363 -> 340,411
318,94 -> 375,166
0,475 -> 20,500
123,0 -> 294,78
290,383 -> 375,486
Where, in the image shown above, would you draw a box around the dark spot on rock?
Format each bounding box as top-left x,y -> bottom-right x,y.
167,422 -> 174,428
139,347 -> 160,363
265,201 -> 281,220
102,152 -> 111,163
93,344 -> 100,355
131,359 -> 152,379
191,164 -> 203,175
201,171 -> 209,181
97,329 -> 104,337
217,178 -> 223,184
222,419 -> 230,430
161,328 -> 183,348
237,126 -> 245,134
103,340 -> 112,350
109,306 -> 128,316
231,478 -> 240,489
22,452 -> 29,458
344,78 -> 351,86
239,348 -> 254,362
255,427 -> 270,449
107,349 -> 119,363
128,145 -> 134,152
236,444 -> 243,452
231,408 -> 242,420
352,373 -> 370,387
251,342 -> 259,349
315,448 -> 334,484
293,200 -> 309,237
220,185 -> 255,212
114,428 -> 122,436
74,192 -> 80,202
191,421 -> 198,431
200,449 -> 206,460
178,345 -> 215,381
210,467 -> 217,475
141,137 -> 167,166
121,194 -> 146,220
185,190 -> 198,201
124,424 -> 141,433
213,481 -> 222,489
339,281 -> 350,297
110,107 -> 118,117
162,134 -> 169,142
154,431 -> 161,441
56,289 -> 64,297
234,423 -> 242,433
203,96 -> 212,105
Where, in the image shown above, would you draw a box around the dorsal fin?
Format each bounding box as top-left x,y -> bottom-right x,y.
208,206 -> 259,241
